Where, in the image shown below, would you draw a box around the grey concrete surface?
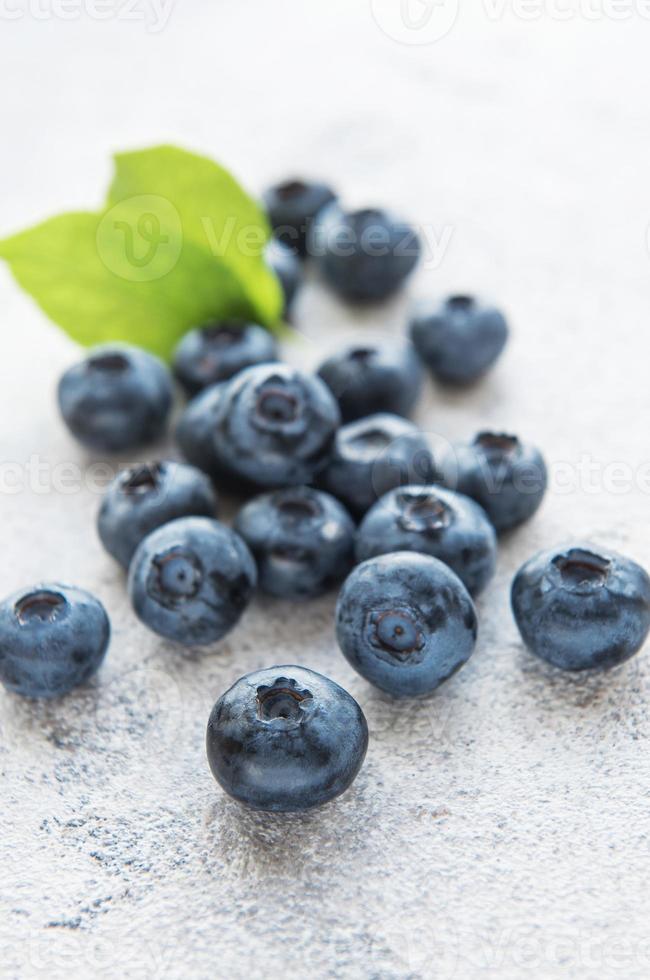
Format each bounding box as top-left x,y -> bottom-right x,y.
1,3 -> 650,978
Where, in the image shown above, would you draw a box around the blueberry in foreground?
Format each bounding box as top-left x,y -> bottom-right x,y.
211,363 -> 340,489
98,461 -> 218,569
266,237 -> 302,314
319,413 -> 436,518
206,665 -> 368,811
317,341 -> 423,422
57,344 -> 173,453
443,432 -> 547,533
410,295 -> 508,384
128,517 -> 256,646
355,485 -> 497,596
336,552 -> 477,698
312,204 -> 421,303
262,178 -> 338,258
234,487 -> 355,599
511,545 -> 650,671
172,321 -> 278,397
0,584 -> 110,698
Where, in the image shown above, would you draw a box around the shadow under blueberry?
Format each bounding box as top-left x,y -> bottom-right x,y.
202,767 -> 376,882
514,641 -> 644,712
0,680 -> 105,751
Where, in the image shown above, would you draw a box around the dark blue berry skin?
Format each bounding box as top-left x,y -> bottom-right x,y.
128,517 -> 256,646
172,322 -> 278,398
234,487 -> 355,599
317,341 -> 423,422
57,345 -> 173,453
410,295 -> 508,384
176,385 -> 264,494
319,413 -> 436,518
355,485 -> 497,596
511,545 -> 650,672
0,584 -> 110,699
312,204 -> 421,303
175,384 -> 226,479
211,364 -> 340,490
206,665 -> 368,812
97,461 -> 218,569
266,238 -> 302,314
443,432 -> 547,534
336,552 -> 477,698
262,178 -> 338,258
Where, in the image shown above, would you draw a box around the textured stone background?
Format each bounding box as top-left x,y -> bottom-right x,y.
2,3 -> 650,978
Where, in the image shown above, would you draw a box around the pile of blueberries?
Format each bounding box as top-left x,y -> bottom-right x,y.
2,178 -> 650,814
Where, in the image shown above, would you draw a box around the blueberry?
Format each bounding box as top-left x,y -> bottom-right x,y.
0,584 -> 110,698
442,432 -> 547,533
210,363 -> 340,489
175,383 -> 226,479
98,461 -> 218,569
128,517 -> 256,646
355,485 -> 497,596
319,413 -> 436,518
266,238 -> 302,314
206,665 -> 368,811
311,204 -> 420,303
410,295 -> 508,384
262,178 -> 338,258
234,487 -> 355,599
336,552 -> 477,698
57,344 -> 173,453
172,322 -> 278,398
511,545 -> 650,671
317,341 -> 423,422
175,383 -> 270,493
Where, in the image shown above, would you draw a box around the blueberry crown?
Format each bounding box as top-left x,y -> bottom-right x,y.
256,677 -> 314,722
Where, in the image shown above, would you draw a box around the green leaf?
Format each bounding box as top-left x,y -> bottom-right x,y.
0,145 -> 284,360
